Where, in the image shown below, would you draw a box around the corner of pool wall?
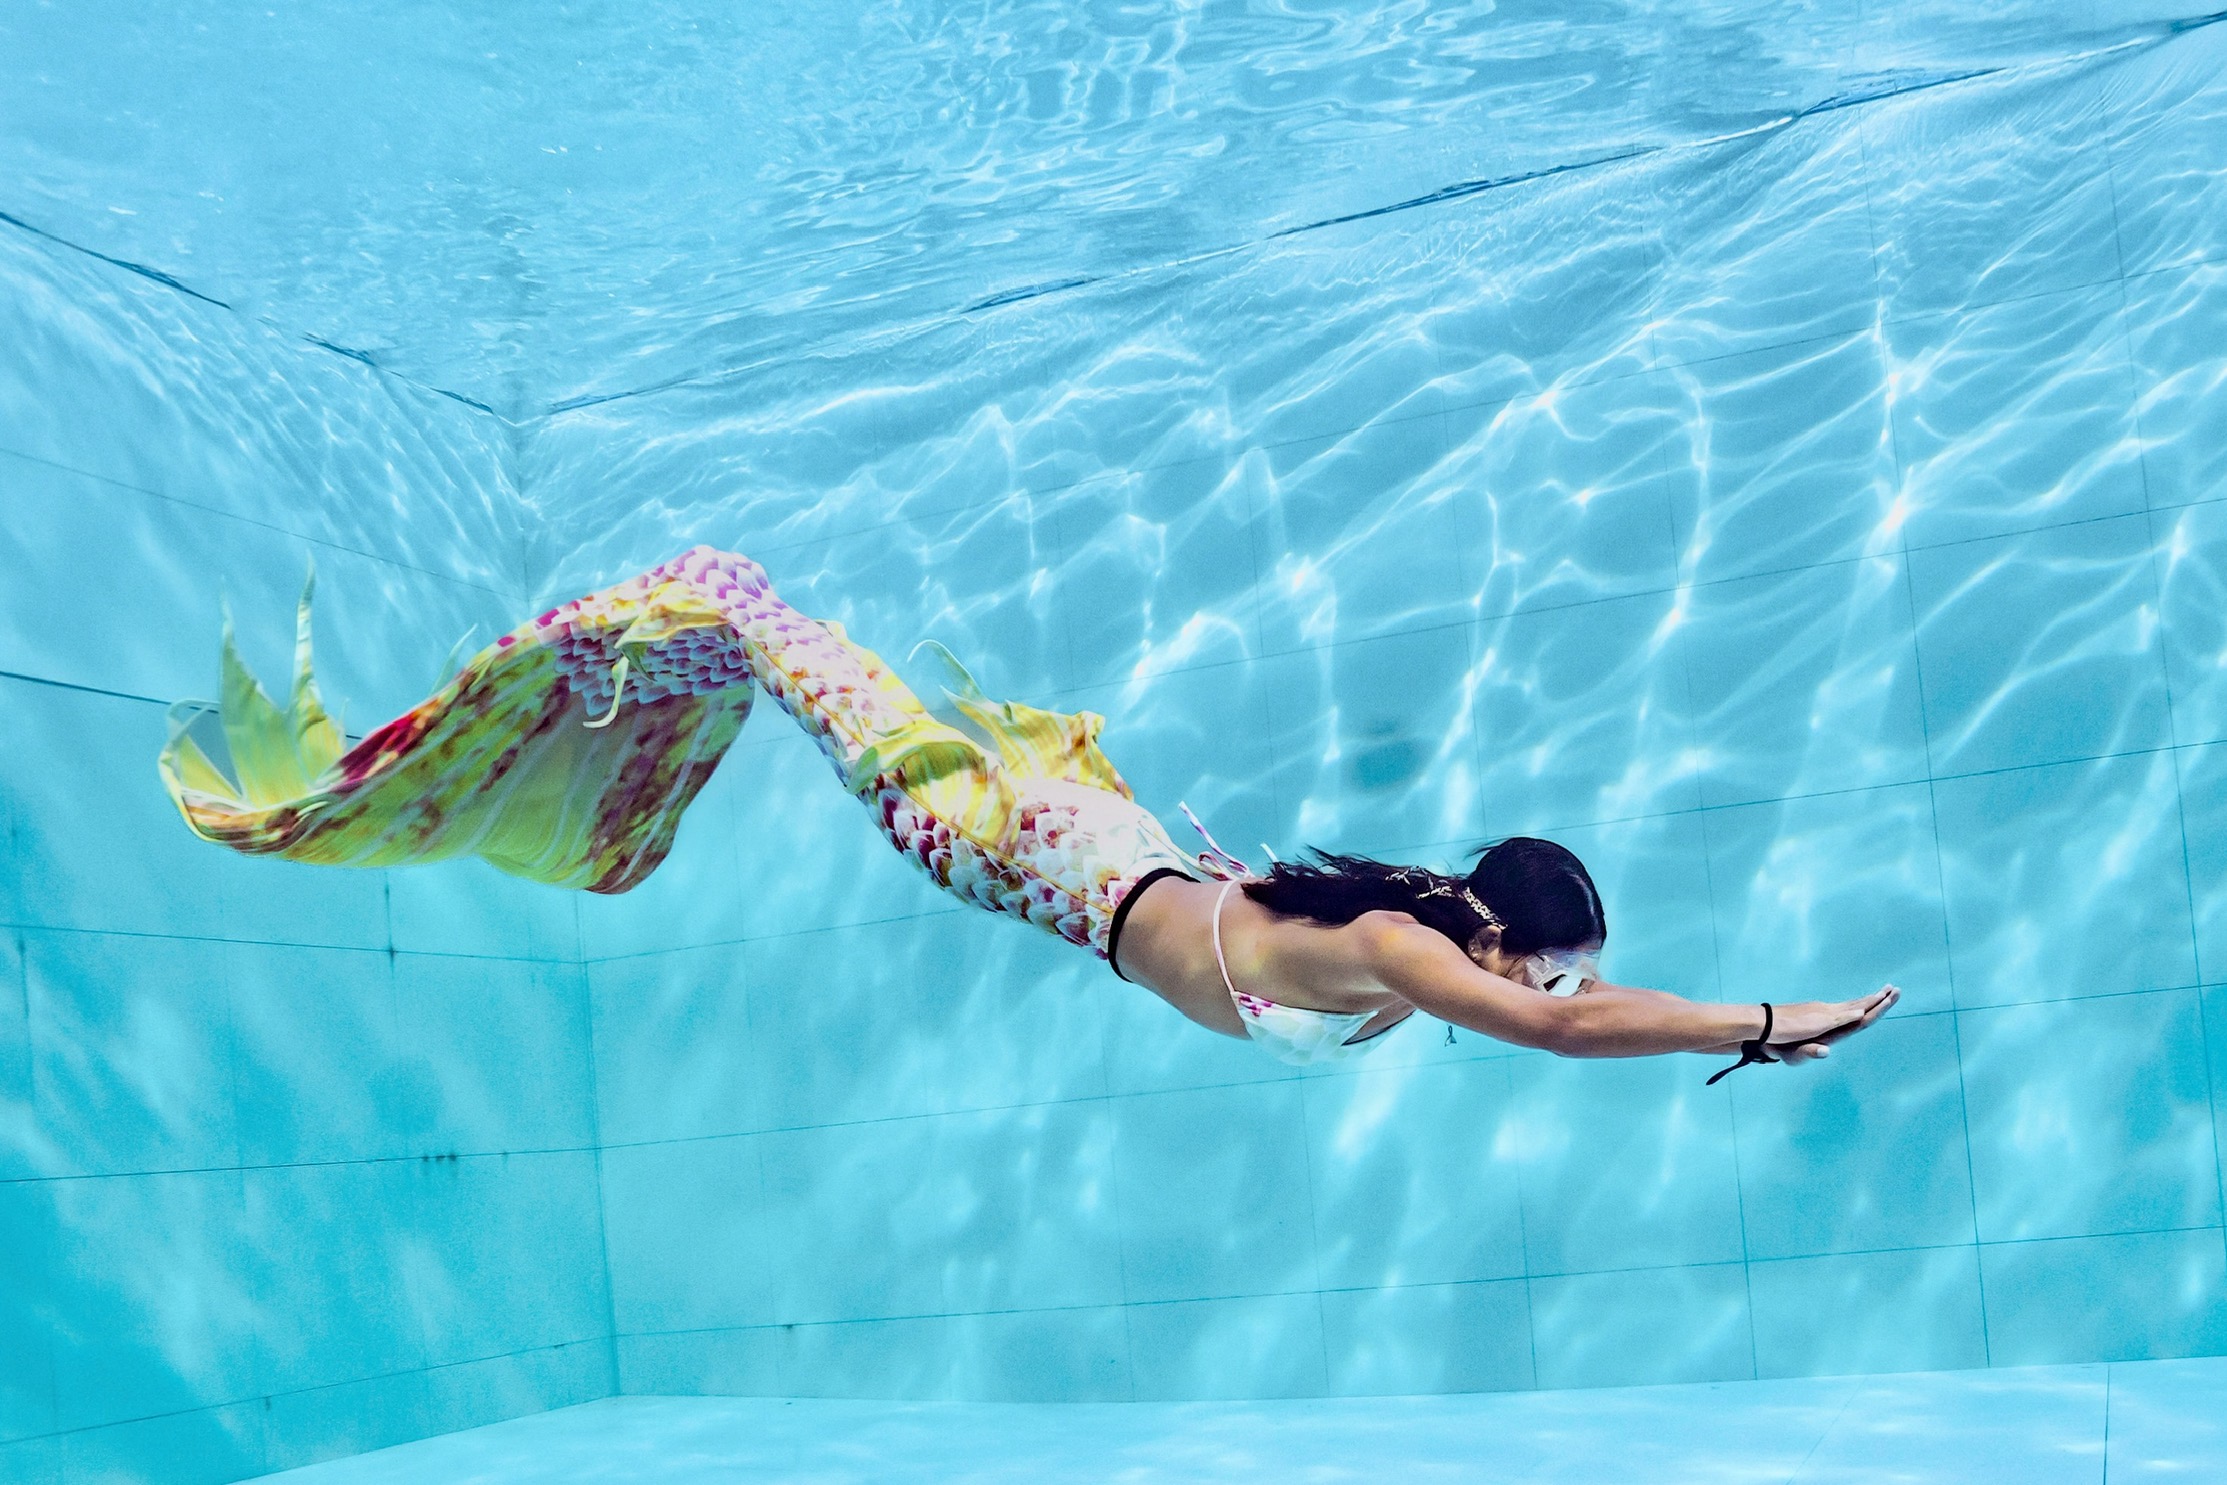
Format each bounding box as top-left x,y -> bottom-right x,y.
7,5 -> 2227,1483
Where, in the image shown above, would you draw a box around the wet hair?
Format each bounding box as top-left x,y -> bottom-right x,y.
1241,836 -> 1605,958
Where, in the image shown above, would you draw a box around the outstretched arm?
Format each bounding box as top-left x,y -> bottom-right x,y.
1364,921 -> 1895,1059
1578,979 -> 1897,1064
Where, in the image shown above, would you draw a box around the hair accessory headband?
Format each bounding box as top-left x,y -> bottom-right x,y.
1390,867 -> 1503,929
1459,885 -> 1502,929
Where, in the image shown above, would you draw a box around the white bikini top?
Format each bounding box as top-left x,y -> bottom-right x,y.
1212,880 -> 1408,1066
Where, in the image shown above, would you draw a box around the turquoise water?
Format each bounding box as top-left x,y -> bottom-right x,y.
4,3 -> 2227,1480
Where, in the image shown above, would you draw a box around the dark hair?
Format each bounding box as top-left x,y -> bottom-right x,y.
1242,837 -> 1605,958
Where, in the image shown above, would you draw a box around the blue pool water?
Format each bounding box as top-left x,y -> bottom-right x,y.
3,3 -> 2227,1480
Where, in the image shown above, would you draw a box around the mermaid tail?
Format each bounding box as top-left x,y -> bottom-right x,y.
161,569 -> 752,893
161,547 -> 1195,950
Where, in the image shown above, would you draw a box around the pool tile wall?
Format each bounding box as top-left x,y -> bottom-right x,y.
0,229 -> 615,1481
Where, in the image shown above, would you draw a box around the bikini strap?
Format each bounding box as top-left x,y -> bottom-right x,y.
1210,880 -> 1242,1003
1180,801 -> 1253,882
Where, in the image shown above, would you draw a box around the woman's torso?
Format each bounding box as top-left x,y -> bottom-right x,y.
1111,875 -> 1415,1043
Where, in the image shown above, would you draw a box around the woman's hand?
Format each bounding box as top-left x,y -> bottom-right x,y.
1768,985 -> 1900,1064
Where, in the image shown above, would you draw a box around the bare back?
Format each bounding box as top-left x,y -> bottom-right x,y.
1111,876 -> 1415,1041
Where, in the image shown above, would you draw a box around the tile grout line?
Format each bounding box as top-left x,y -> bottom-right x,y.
1898,443 -> 1992,1369
210,1222 -> 2227,1337
2102,1362 -> 2115,1485
0,444 -> 515,603
6,1337 -> 609,1450
574,953 -> 627,1402
1871,127 -> 2000,1358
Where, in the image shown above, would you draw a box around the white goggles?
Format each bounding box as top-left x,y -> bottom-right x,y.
1525,948 -> 1600,997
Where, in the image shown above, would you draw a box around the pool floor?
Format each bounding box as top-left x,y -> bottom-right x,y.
252,1357 -> 2225,1483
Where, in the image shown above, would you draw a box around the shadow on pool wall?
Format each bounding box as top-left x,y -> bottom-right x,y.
533,22 -> 2227,1404
3,10 -> 2227,1485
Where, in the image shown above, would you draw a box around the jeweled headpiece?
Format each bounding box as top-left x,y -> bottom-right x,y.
1390,867 -> 1501,929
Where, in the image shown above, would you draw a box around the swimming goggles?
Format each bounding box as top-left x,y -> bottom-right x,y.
1524,947 -> 1600,997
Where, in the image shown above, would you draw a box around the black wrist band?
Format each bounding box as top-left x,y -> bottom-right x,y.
1705,1002 -> 1778,1086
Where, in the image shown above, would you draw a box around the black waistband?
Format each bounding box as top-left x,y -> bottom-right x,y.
1106,866 -> 1198,982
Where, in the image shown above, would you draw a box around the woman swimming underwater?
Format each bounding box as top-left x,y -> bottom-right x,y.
160,546 -> 1895,1076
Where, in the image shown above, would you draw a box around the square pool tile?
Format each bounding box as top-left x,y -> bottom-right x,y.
1126,1293 -> 1330,1401
241,1160 -> 432,1396
1439,373 -> 1685,621
1886,285 -> 2146,550
1909,515 -> 2170,774
24,929 -> 239,1178
756,1117 -> 960,1326
599,1135 -> 774,1335
1248,415 -> 1471,653
1702,783 -> 1952,1016
1320,1279 -> 1534,1396
8,686 -> 226,939
1666,333 -> 1899,586
746,915 -> 1108,1129
1302,1059 -> 1525,1290
403,1151 -> 610,1367
588,945 -> 761,1146
1262,626 -> 1484,859
226,942 -> 420,1166
1749,1246 -> 1987,1379
925,1102 -> 1127,1317
1982,1229 -> 2227,1365
47,1168 -> 262,1430
1960,990 -> 2219,1243
1472,591 -> 1698,833
1508,1053 -> 1744,1275
1734,1012 -> 1977,1259
1110,1082 -> 1321,1305
1934,753 -> 2195,1009
1048,464 -> 1261,688
1674,556 -> 1928,807
1529,1263 -> 1753,1389
387,955 -> 595,1154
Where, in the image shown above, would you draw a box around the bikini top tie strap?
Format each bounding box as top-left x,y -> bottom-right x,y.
1179,800 -> 1254,882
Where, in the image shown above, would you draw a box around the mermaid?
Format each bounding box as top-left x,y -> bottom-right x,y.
159,547 -> 1895,1072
